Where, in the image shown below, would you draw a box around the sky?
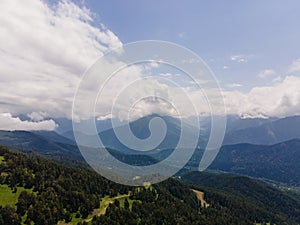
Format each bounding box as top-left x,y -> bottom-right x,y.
0,0 -> 300,130
86,0 -> 300,89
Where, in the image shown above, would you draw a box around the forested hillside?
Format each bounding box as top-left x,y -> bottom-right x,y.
0,145 -> 300,225
209,139 -> 300,186
223,116 -> 300,145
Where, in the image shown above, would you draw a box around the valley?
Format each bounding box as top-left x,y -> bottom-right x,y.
1,0 -> 300,224
0,144 -> 299,224
0,115 -> 299,224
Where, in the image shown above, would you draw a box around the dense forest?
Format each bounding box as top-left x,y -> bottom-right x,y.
0,145 -> 299,225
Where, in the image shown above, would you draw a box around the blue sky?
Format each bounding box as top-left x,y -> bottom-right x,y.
0,0 -> 300,130
84,0 -> 300,90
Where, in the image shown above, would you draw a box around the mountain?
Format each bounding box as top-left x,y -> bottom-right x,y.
63,114 -> 206,152
1,146 -> 299,225
57,115 -> 300,147
225,114 -> 274,132
208,139 -> 300,186
1,114 -> 299,187
0,130 -> 159,167
48,115 -> 300,147
32,130 -> 75,145
182,171 -> 300,224
60,130 -> 98,147
1,125 -> 299,187
0,130 -> 82,161
59,116 -> 125,137
182,139 -> 300,186
99,114 -> 206,153
224,115 -> 300,145
179,115 -> 275,138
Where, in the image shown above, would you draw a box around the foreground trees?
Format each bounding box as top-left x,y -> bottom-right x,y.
0,145 -> 299,225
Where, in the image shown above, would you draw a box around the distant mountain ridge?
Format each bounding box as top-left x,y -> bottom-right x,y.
0,114 -> 299,186
0,130 -> 82,160
62,114 -> 207,151
99,114 -> 206,153
210,139 -> 300,186
60,114 -> 300,147
32,130 -> 75,145
223,115 -> 300,145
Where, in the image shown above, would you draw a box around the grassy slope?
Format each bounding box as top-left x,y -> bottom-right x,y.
58,193 -> 138,225
182,171 -> 300,224
0,184 -> 133,225
0,184 -> 32,207
1,145 -> 299,224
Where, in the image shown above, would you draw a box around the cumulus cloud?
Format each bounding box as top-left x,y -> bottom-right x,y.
0,0 -> 122,121
230,54 -> 251,63
257,69 -> 276,79
27,111 -> 48,121
128,96 -> 178,120
65,58 -> 300,122
79,60 -> 216,122
159,73 -> 175,78
288,58 -> 300,73
224,76 -> 300,118
97,114 -> 113,121
178,32 -> 187,39
0,113 -> 57,131
272,76 -> 282,83
0,0 -> 299,132
226,83 -> 243,88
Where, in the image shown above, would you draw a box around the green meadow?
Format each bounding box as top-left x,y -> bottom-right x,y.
0,184 -> 31,207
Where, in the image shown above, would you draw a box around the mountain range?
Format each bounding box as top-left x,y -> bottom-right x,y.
0,114 -> 299,187
1,146 -> 299,224
59,114 -> 300,146
0,130 -> 82,161
223,115 -> 300,145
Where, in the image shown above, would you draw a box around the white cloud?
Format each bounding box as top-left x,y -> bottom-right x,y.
0,0 -> 122,121
272,76 -> 282,83
230,54 -> 251,63
148,61 -> 160,68
93,72 -> 299,120
0,0 -> 299,130
288,58 -> 300,73
97,113 -> 113,121
159,73 -> 173,77
257,69 -> 275,79
178,32 -> 187,39
0,113 -> 57,131
223,65 -> 229,70
127,96 -> 178,121
224,76 -> 300,118
226,83 -> 243,88
27,111 -> 48,121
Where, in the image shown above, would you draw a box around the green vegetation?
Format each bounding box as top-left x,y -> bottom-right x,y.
0,156 -> 4,163
0,145 -> 131,225
0,145 -> 299,225
183,171 -> 300,224
211,139 -> 300,186
99,194 -> 132,212
116,195 -> 138,210
188,139 -> 300,186
0,185 -> 29,207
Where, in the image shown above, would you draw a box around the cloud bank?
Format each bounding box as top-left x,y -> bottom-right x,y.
0,0 -> 300,131
224,76 -> 300,118
257,69 -> 275,79
288,58 -> 300,73
0,0 -> 121,130
0,113 -> 57,131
